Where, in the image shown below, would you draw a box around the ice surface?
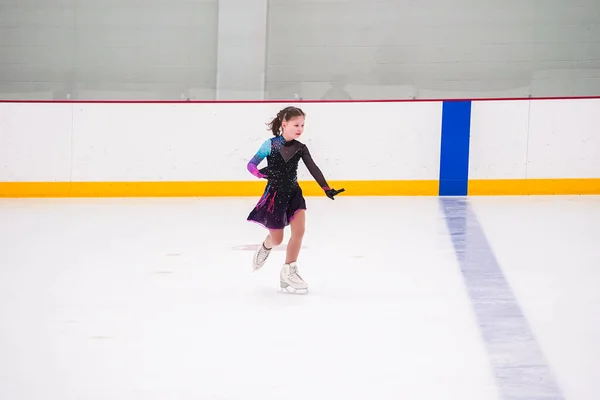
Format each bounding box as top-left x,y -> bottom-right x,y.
0,195 -> 598,400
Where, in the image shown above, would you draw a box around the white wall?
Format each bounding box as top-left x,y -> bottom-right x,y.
266,0 -> 600,100
2,0 -> 599,101
0,0 -> 219,101
0,98 -> 598,184
216,0 -> 267,100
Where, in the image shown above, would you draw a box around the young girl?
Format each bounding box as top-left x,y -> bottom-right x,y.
246,106 -> 344,293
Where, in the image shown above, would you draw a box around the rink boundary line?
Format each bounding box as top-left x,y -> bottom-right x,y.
440,198 -> 565,398
0,180 -> 439,197
1,178 -> 599,197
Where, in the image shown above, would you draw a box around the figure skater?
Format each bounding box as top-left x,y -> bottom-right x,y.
246,106 -> 344,293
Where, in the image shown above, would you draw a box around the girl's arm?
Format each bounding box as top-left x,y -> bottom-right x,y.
247,139 -> 271,179
301,145 -> 331,191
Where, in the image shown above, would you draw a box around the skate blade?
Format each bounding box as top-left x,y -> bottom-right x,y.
252,258 -> 269,272
279,285 -> 308,295
252,260 -> 265,272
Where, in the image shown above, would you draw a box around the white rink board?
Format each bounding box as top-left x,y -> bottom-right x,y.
468,100 -> 530,180
1,101 -> 443,182
526,98 -> 600,179
1,98 -> 599,183
468,97 -> 600,180
0,103 -> 73,182
293,101 -> 443,181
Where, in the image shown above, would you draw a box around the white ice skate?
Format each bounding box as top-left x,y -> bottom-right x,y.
280,262 -> 308,294
252,242 -> 271,271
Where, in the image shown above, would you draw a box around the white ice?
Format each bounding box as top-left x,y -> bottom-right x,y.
0,195 -> 599,400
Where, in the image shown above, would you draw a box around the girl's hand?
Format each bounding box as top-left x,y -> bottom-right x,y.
325,188 -> 345,199
258,167 -> 270,179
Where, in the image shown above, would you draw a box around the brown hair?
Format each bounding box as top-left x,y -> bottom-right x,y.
267,106 -> 305,136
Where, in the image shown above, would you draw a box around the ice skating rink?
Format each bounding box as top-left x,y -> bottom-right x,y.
1,195 -> 599,400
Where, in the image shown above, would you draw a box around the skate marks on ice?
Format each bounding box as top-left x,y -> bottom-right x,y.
439,197 -> 565,400
152,252 -> 188,275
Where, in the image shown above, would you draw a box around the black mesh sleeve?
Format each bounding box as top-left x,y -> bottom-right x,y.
301,145 -> 330,190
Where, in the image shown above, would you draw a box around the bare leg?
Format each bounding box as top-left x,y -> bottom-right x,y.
265,229 -> 284,248
252,228 -> 284,271
285,210 -> 306,264
279,210 -> 308,293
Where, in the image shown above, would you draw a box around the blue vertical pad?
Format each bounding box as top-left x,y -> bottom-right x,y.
439,101 -> 472,196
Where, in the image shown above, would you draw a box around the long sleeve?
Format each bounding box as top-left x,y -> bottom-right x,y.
301,145 -> 331,190
247,139 -> 271,179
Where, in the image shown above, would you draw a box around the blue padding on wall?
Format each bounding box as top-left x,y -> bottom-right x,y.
439,101 -> 472,196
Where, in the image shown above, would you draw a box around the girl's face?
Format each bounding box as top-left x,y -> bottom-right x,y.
282,116 -> 305,140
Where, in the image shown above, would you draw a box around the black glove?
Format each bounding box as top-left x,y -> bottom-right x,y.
325,188 -> 345,199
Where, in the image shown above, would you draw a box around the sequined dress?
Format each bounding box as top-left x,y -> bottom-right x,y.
246,135 -> 331,230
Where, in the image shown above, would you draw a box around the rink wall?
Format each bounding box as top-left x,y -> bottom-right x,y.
0,97 -> 599,197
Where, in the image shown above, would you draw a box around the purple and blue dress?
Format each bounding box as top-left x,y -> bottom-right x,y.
247,135 -> 331,230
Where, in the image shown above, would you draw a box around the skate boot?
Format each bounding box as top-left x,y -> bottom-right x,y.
280,262 -> 308,294
252,242 -> 271,271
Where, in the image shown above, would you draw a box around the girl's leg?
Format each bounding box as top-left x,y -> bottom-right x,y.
280,210 -> 308,293
285,210 -> 306,264
265,229 -> 284,248
253,229 -> 283,271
